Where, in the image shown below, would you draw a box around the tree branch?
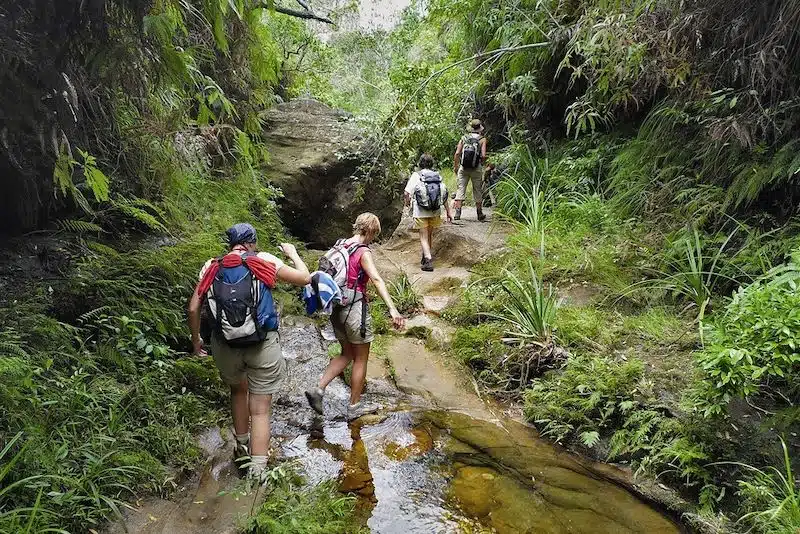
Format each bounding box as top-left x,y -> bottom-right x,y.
261,2 -> 334,24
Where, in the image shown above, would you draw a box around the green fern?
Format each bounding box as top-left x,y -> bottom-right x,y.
580,430 -> 601,448
0,341 -> 29,359
57,219 -> 105,235
726,139 -> 800,209
111,197 -> 168,233
78,306 -> 113,325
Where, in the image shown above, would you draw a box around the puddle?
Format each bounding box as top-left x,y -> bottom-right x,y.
112,318 -> 684,534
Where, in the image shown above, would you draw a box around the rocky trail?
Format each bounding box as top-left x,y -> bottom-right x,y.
111,208 -> 685,534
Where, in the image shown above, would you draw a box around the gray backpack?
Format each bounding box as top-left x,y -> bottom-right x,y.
414,170 -> 443,211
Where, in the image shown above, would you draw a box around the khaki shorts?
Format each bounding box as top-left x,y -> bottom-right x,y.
331,300 -> 374,345
415,216 -> 442,229
210,331 -> 286,395
456,165 -> 484,202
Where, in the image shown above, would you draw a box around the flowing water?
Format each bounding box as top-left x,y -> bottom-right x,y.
112,315 -> 684,534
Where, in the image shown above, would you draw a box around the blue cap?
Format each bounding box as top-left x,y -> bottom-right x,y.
226,223 -> 257,246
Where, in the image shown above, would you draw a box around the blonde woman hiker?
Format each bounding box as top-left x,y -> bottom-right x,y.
188,223 -> 311,478
404,153 -> 453,272
453,119 -> 488,221
305,213 -> 406,420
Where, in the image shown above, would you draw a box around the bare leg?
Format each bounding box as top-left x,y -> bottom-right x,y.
319,342 -> 354,390
349,343 -> 371,405
249,393 -> 272,457
420,224 -> 432,259
454,199 -> 463,210
427,225 -> 435,257
231,378 -> 249,436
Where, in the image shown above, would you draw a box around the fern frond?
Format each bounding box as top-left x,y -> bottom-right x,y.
111,197 -> 168,233
57,219 -> 105,234
0,341 -> 29,358
78,306 -> 113,324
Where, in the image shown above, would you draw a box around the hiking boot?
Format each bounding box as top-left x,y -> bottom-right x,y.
305,387 -> 324,415
421,257 -> 434,272
346,401 -> 380,422
454,208 -> 461,221
477,210 -> 487,222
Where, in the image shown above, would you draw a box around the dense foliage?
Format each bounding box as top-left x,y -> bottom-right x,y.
0,1 -> 317,531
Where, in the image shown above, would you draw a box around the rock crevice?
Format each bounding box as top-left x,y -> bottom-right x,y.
261,99 -> 402,247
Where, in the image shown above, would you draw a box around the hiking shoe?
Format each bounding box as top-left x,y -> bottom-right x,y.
477,211 -> 487,222
421,257 -> 434,272
305,387 -> 324,415
454,208 -> 461,221
346,401 -> 380,422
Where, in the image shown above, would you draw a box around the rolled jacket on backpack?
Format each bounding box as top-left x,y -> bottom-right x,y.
301,271 -> 341,315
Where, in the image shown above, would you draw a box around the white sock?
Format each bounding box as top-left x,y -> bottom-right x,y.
235,433 -> 250,446
250,455 -> 268,468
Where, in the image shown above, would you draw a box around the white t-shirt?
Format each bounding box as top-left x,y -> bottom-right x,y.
404,171 -> 448,218
198,250 -> 285,281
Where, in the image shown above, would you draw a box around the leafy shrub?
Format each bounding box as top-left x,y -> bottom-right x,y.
693,259 -> 800,417
523,355 -> 645,443
625,226 -> 744,319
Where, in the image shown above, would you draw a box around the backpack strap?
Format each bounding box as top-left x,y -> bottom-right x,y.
360,297 -> 368,338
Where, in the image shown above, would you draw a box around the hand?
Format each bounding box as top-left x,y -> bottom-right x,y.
279,243 -> 298,258
390,310 -> 406,330
446,214 -> 453,224
192,338 -> 206,356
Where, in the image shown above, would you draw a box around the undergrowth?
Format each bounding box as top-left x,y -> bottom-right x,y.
244,464 -> 365,534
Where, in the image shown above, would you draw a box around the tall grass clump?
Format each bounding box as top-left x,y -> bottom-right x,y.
388,273 -> 422,316
623,226 -> 745,321
480,261 -> 564,396
736,438 -> 800,534
244,464 -> 366,534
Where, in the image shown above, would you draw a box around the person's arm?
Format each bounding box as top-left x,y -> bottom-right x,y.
453,140 -> 463,173
480,137 -> 488,164
188,289 -> 204,355
444,196 -> 453,223
275,243 -> 311,286
360,250 -> 405,329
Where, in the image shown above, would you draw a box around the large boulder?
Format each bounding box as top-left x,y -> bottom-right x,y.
261,99 -> 402,247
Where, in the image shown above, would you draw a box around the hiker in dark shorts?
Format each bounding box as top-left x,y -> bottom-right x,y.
305,213 -> 406,421
188,223 -> 310,477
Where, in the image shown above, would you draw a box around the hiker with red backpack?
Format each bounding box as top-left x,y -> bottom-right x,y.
453,119 -> 488,222
404,153 -> 452,272
305,213 -> 406,421
188,223 -> 311,478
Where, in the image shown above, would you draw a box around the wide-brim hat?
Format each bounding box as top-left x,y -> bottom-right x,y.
467,119 -> 484,132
